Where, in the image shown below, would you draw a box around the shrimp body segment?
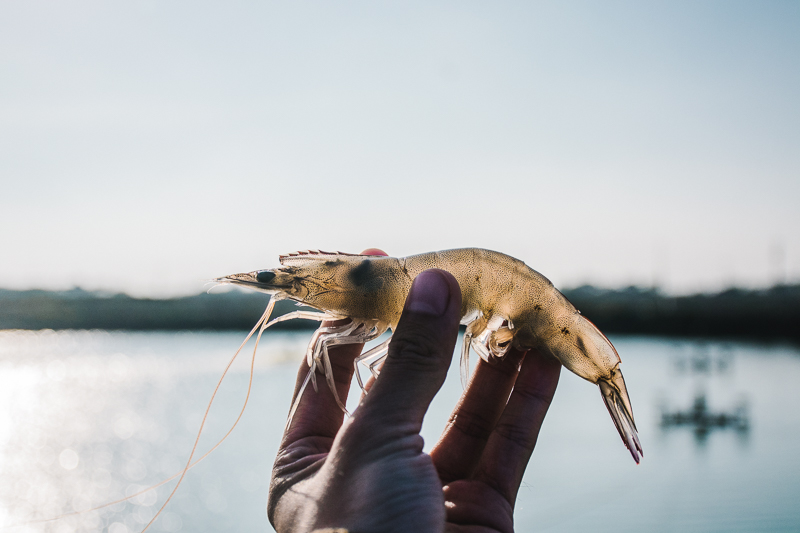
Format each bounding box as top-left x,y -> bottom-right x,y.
217,248 -> 642,463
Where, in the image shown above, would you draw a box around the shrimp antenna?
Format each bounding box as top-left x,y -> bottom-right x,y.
286,366 -> 314,430
204,281 -> 228,293
138,297 -> 276,533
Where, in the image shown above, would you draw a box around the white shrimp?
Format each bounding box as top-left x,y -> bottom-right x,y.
218,248 -> 642,462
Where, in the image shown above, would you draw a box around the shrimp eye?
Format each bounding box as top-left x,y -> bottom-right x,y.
256,270 -> 276,284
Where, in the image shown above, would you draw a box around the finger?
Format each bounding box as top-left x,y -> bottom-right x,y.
473,348 -> 560,506
359,247 -> 388,256
353,269 -> 462,434
430,348 -> 526,483
441,480 -> 514,532
283,247 -> 389,441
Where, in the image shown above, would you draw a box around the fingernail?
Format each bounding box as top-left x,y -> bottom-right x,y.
406,270 -> 450,316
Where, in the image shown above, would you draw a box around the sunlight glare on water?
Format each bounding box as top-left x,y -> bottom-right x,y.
0,330 -> 305,533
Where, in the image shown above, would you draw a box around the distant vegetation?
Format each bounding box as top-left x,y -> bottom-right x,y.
1,285 -> 799,342
562,284 -> 800,343
0,288 -> 292,330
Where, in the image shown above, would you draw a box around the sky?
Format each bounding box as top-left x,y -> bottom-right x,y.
1,0 -> 798,297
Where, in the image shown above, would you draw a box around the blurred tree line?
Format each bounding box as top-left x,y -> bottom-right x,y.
0,288 -> 295,330
1,285 -> 798,342
562,284 -> 800,342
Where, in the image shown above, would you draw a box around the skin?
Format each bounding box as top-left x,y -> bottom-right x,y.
267,250 -> 561,533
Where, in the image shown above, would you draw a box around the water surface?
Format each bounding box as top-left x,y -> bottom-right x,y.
1,330 -> 798,532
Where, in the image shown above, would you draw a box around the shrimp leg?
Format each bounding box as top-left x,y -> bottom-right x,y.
288,322 -> 383,425
354,336 -> 393,390
318,328 -> 383,412
304,322 -> 359,390
266,310 -> 335,328
368,351 -> 388,378
460,330 -> 473,387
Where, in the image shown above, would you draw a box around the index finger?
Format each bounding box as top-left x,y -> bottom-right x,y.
282,248 -> 388,443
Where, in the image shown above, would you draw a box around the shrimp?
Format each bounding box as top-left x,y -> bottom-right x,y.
216,248 -> 643,463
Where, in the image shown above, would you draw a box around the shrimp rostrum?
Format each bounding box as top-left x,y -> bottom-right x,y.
216,248 -> 643,463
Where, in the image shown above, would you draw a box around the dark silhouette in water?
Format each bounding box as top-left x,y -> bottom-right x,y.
661,393 -> 749,441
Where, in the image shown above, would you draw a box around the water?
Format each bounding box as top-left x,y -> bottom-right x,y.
1,330 -> 799,533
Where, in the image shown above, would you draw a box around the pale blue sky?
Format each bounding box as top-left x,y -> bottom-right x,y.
1,1 -> 798,296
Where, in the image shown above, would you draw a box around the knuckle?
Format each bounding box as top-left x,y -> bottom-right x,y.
493,421 -> 537,453
514,382 -> 555,409
451,407 -> 496,441
386,312 -> 458,374
388,330 -> 447,373
340,423 -> 423,460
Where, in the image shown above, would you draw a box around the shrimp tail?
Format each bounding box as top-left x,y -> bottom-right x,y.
598,368 -> 642,464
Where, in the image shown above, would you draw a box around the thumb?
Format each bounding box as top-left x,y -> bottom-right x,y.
356,269 -> 462,431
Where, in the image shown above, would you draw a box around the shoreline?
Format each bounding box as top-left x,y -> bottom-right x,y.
2,285 -> 798,343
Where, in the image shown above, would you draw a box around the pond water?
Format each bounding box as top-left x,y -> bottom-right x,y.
0,330 -> 798,532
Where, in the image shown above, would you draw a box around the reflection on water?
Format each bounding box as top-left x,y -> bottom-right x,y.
660,346 -> 750,444
1,331 -> 799,532
672,345 -> 736,375
661,394 -> 749,443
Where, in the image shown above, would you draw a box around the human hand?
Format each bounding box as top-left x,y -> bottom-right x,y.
267,260 -> 560,533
